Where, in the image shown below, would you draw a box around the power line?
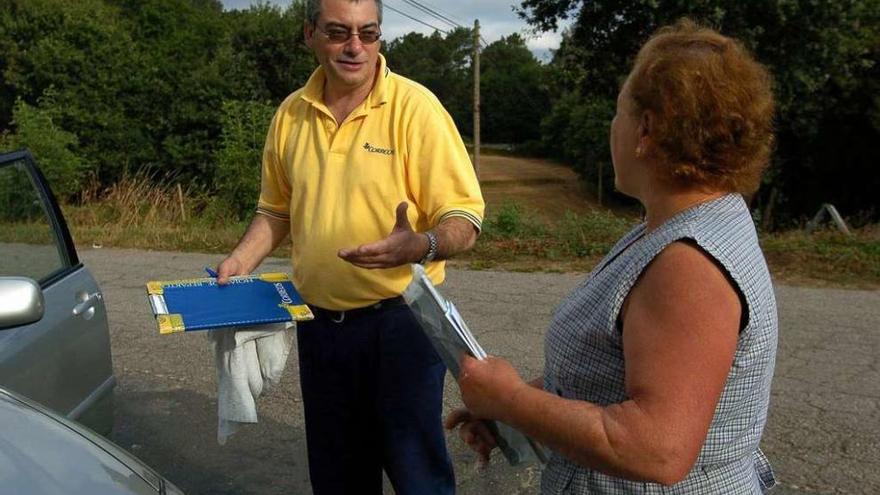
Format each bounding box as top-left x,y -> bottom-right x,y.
408,0 -> 468,26
407,1 -> 491,48
401,0 -> 460,28
401,0 -> 462,29
386,1 -> 488,48
385,2 -> 448,34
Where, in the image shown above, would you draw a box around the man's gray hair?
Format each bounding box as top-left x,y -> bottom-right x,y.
305,0 -> 384,26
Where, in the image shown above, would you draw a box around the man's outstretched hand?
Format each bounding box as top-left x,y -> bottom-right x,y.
338,202 -> 429,269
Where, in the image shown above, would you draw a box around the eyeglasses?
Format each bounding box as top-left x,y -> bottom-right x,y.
316,25 -> 382,44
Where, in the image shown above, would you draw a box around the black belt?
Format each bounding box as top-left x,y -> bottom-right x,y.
308,296 -> 407,323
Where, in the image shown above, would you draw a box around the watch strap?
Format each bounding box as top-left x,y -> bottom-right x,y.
419,231 -> 438,264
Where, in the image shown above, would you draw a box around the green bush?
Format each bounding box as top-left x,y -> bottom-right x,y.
482,202 -> 549,239
555,210 -> 635,257
214,99 -> 276,219
0,94 -> 87,201
0,163 -> 40,222
540,93 -> 616,195
493,202 -> 525,236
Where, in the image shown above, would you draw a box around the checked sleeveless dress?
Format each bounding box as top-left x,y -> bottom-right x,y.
541,194 -> 778,494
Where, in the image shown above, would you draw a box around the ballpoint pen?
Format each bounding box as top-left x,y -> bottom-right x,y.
204,266 -> 219,278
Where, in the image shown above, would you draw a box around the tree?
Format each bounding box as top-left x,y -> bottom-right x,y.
110,0 -> 230,183
480,34 -> 549,144
0,0 -> 318,191
0,0 -> 146,183
519,0 -> 880,224
221,1 -> 313,103
214,99 -> 275,219
385,28 -> 474,136
0,94 -> 87,201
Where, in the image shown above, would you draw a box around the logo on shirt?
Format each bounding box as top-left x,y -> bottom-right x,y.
363,142 -> 394,156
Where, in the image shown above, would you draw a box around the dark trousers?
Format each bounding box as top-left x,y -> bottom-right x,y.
296,304 -> 455,495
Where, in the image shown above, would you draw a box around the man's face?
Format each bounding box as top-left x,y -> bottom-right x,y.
305,0 -> 381,94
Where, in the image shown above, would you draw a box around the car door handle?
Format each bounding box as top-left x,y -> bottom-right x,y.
73,292 -> 103,316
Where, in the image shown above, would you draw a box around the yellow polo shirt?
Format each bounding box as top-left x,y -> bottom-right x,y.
257,54 -> 484,310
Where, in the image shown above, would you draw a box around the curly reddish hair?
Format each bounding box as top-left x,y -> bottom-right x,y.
627,19 -> 775,194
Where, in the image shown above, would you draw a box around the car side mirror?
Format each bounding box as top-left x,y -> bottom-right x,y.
0,277 -> 45,329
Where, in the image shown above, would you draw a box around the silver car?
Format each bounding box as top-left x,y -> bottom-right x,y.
0,385 -> 184,494
0,149 -> 185,493
0,149 -> 114,432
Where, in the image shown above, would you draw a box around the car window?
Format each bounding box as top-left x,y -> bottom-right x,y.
0,159 -> 68,283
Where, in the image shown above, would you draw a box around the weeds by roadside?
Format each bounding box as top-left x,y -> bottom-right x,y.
455,201 -> 880,288
64,174 -> 264,254
760,229 -> 880,288
457,202 -> 636,272
1,177 -> 876,288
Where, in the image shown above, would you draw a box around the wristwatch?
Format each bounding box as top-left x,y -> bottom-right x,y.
419,231 -> 438,265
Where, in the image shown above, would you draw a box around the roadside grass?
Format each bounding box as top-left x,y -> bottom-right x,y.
451,202 -> 636,273
760,229 -> 880,288
458,202 -> 880,288
2,177 -> 877,288
65,174 -> 261,254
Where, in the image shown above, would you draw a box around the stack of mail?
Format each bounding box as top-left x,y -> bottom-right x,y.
403,264 -> 547,466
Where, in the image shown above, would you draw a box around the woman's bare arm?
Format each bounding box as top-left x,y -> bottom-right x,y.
456,241 -> 741,485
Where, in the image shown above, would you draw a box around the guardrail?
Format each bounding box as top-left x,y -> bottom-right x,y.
805,203 -> 851,236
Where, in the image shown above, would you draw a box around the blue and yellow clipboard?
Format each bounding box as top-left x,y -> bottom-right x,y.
146,272 -> 314,335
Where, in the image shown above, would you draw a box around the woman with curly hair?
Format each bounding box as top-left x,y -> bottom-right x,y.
446,19 -> 778,493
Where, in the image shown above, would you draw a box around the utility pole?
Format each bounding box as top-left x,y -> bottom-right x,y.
473,19 -> 481,176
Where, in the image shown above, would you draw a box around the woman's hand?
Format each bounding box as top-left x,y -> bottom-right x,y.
444,408 -> 497,466
457,355 -> 529,422
446,357 -> 533,465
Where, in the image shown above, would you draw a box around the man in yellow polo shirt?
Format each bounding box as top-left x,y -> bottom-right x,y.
215,0 -> 483,493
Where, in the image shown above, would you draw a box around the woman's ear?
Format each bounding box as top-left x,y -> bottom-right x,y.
637,111 -> 653,157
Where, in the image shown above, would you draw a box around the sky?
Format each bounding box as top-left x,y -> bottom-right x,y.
218,0 -> 572,61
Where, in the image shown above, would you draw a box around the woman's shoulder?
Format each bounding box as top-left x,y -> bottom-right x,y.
643,240 -> 738,296
626,239 -> 743,337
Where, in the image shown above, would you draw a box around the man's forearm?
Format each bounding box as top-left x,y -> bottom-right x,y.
432,216 -> 479,260
229,213 -> 290,272
336,205 -> 479,269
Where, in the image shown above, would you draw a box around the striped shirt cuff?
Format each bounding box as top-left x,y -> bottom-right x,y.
256,207 -> 290,221
439,210 -> 483,232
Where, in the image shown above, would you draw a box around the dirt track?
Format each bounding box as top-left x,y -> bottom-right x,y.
477,155 -> 604,220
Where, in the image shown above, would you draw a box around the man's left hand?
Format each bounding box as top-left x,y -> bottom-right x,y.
338,201 -> 428,269
444,407 -> 497,466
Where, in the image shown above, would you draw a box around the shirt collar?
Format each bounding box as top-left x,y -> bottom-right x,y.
368,53 -> 390,108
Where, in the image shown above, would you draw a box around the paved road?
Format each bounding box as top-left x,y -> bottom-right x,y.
80,247 -> 880,495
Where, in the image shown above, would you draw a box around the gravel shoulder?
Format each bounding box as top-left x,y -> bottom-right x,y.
81,247 -> 880,494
